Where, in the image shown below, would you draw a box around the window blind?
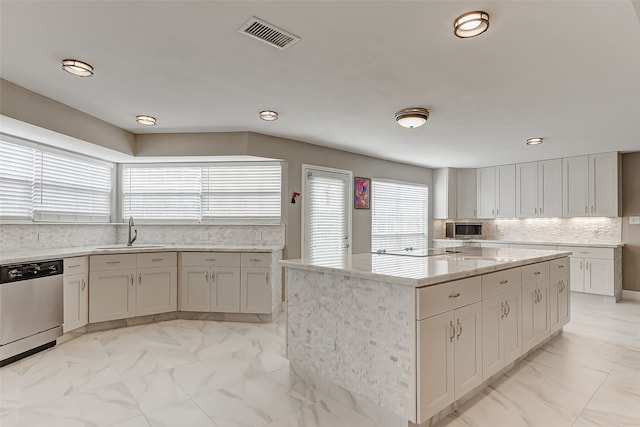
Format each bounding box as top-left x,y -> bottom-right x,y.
122,166 -> 202,221
0,139 -> 113,222
371,180 -> 428,253
304,170 -> 349,261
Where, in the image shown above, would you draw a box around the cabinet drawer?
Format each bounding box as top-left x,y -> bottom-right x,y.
137,252 -> 177,268
90,254 -> 136,271
521,262 -> 549,285
241,252 -> 271,268
559,246 -> 613,260
181,252 -> 240,267
416,276 -> 481,320
549,257 -> 569,277
482,267 -> 521,299
64,256 -> 88,275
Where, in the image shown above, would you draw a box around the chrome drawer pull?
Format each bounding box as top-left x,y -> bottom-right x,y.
205,258 -> 217,262
69,264 -> 80,268
449,292 -> 461,298
499,280 -> 508,285
151,258 -> 164,262
533,271 -> 541,275
250,258 -> 261,262
107,261 -> 121,265
558,265 -> 565,268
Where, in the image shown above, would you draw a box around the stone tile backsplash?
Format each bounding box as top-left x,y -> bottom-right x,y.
433,217 -> 621,244
1,223 -> 285,253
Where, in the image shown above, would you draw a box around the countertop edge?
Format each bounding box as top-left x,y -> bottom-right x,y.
431,239 -> 624,248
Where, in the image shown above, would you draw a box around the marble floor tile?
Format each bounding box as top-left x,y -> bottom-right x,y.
72,382 -> 143,427
145,400 -> 215,427
15,395 -> 84,427
124,370 -> 190,413
264,397 -> 377,427
107,415 -> 152,427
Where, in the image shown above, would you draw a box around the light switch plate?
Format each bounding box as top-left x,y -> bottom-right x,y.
630,216 -> 640,225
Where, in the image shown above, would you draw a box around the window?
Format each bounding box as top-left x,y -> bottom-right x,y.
0,138 -> 113,222
371,180 -> 428,253
122,162 -> 282,223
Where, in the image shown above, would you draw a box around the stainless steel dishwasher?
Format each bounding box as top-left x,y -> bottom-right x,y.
0,259 -> 63,366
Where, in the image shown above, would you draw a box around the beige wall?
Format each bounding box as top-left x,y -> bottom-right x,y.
136,132 -> 249,156
622,152 -> 640,292
0,79 -> 135,155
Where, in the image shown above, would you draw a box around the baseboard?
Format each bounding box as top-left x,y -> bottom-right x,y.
622,290 -> 640,301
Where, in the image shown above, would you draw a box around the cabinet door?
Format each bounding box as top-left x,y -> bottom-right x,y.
211,266 -> 240,313
89,269 -> 136,322
434,168 -> 456,219
569,257 -> 585,292
584,258 -> 614,296
63,272 -> 88,332
516,162 -> 538,218
240,267 -> 271,314
563,155 -> 589,217
590,153 -> 619,217
457,168 -> 477,219
481,294 -> 503,380
533,281 -> 550,347
137,266 -> 177,316
502,289 -> 522,366
417,311 -> 455,423
454,302 -> 482,399
521,282 -> 537,352
496,164 -> 515,218
179,267 -> 210,312
550,274 -> 570,333
538,159 -> 563,218
477,167 -> 496,218
557,275 -> 571,328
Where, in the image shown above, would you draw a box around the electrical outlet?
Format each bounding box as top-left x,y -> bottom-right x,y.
630,216 -> 640,225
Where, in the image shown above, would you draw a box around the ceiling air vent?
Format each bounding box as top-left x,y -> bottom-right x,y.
239,17 -> 300,50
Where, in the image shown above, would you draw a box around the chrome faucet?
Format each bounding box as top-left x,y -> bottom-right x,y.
127,217 -> 137,246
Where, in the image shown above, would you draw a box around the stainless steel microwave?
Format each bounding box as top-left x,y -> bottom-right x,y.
445,222 -> 483,240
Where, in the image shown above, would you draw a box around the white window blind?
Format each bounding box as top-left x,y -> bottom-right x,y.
0,138 -> 113,222
371,180 -> 428,253
303,168 -> 350,262
122,166 -> 202,221
202,163 -> 281,221
0,141 -> 35,219
122,163 -> 282,223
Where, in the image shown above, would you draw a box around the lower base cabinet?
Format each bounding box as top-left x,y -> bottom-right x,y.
481,288 -> 522,379
63,257 -> 89,332
522,281 -> 550,352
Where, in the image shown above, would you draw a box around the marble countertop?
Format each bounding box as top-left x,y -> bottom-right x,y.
281,247 -> 572,288
0,244 -> 284,265
431,238 -> 623,248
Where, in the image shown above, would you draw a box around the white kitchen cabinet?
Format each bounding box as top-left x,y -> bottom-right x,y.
417,276 -> 482,422
521,262 -> 550,353
456,168 -> 477,219
63,257 -> 89,332
434,168 -> 457,219
180,252 -> 241,313
89,252 -> 177,322
561,246 -> 616,298
516,159 -> 562,218
240,253 -> 272,314
477,167 -> 496,218
563,152 -> 619,217
549,258 -> 570,334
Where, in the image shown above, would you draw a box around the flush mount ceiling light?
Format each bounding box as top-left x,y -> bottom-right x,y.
259,110 -> 279,121
526,137 -> 544,145
395,108 -> 430,129
61,59 -> 94,77
136,115 -> 157,126
454,11 -> 490,38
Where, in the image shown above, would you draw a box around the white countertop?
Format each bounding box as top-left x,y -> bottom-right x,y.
432,238 -> 623,248
0,244 -> 284,265
281,247 -> 572,288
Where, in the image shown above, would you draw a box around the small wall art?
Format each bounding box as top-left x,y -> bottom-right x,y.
354,177 -> 370,209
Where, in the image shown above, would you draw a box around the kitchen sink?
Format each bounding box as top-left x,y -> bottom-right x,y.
95,245 -> 165,250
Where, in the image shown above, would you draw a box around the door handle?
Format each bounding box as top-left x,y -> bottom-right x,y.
130,274 -> 134,286
501,302 -> 505,319
81,278 -> 86,291
138,273 -> 142,285
265,273 -> 269,283
505,301 -> 511,316
449,321 -> 455,342
448,292 -> 461,299
205,271 -> 209,282
456,319 -> 463,339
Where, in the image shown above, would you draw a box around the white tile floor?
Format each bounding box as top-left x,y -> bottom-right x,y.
0,293 -> 638,427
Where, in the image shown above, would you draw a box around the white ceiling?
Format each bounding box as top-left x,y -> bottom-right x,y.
1,1 -> 640,168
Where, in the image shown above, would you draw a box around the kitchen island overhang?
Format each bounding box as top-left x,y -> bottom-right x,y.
281,247 -> 572,427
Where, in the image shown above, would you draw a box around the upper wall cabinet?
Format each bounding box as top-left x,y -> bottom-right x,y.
477,165 -> 515,219
457,169 -> 477,219
434,168 -> 457,219
516,159 -> 562,218
563,152 -> 620,217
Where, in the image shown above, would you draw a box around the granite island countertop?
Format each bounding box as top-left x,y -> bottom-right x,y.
0,244 -> 284,265
281,246 -> 572,288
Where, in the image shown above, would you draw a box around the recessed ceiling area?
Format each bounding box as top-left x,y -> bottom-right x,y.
1,1 -> 639,168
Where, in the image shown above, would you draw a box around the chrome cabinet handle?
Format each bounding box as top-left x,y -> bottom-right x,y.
130,274 -> 134,286
151,258 -> 164,262
580,261 -> 583,270
449,292 -> 461,299
450,321 -> 455,342
212,272 -> 216,283
205,272 -> 209,282
584,206 -> 588,214
107,261 -> 121,265
69,264 -> 80,268
534,271 -> 541,275
586,262 -> 590,271
205,258 -> 217,262
139,273 -> 142,285
265,273 -> 269,283
81,278 -> 86,291
534,207 -> 537,215
456,319 -> 463,339
558,265 -> 565,269
500,280 -> 508,285
501,302 -> 505,319
250,258 -> 261,262
505,301 -> 511,316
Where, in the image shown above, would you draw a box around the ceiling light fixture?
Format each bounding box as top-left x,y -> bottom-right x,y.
454,11 -> 490,38
526,137 -> 544,145
395,108 -> 430,129
259,110 -> 279,121
136,115 -> 157,126
61,59 -> 94,77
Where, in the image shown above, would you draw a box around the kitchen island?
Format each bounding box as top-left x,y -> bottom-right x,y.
281,247 -> 572,427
